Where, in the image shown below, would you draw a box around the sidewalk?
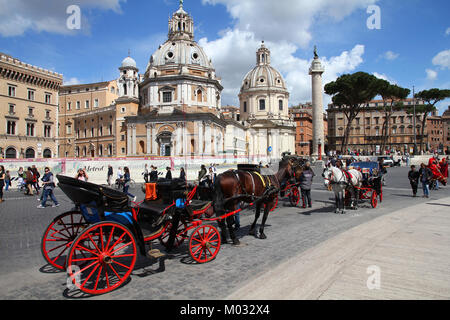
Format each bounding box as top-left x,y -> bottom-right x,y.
227,197 -> 450,300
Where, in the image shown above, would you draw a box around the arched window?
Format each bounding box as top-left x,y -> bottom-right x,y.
5,147 -> 16,159
43,149 -> 52,159
197,89 -> 203,102
25,148 -> 35,159
123,83 -> 127,96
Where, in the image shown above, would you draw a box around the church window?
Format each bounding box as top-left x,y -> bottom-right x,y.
163,92 -> 172,103
197,89 -> 203,102
279,100 -> 283,111
259,99 -> 266,111
167,51 -> 174,59
123,84 -> 127,96
243,101 -> 247,113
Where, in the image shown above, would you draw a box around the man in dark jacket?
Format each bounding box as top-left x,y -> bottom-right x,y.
408,165 -> 420,197
418,163 -> 432,198
299,162 -> 315,208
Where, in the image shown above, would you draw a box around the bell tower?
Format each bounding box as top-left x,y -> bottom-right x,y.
168,0 -> 194,41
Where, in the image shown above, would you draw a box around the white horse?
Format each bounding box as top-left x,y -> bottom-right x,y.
323,166 -> 363,214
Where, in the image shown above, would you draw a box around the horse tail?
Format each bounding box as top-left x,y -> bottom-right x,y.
213,174 -> 226,217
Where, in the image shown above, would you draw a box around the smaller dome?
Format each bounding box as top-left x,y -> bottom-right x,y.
121,56 -> 137,69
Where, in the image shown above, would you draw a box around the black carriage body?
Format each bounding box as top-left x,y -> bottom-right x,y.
57,175 -> 147,255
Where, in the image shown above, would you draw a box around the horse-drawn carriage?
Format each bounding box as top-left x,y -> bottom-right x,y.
41,175 -> 229,295
347,161 -> 383,208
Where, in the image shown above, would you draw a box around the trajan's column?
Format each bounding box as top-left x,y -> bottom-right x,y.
309,46 -> 325,161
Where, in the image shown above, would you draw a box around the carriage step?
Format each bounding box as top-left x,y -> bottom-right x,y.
147,249 -> 166,259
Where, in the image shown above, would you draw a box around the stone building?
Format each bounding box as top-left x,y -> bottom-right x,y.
327,98 -> 428,155
442,106 -> 450,154
0,52 -> 63,159
290,103 -> 328,156
239,42 -> 296,162
427,112 -> 444,153
58,80 -> 119,157
125,2 -> 226,157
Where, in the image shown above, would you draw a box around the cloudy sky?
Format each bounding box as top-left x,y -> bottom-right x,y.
1,0 -> 449,113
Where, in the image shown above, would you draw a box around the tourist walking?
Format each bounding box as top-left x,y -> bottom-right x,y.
299,161 -> 315,208
179,167 -> 186,182
25,167 -> 34,195
107,165 -> 113,186
418,163 -> 432,198
4,170 -> 11,192
143,164 -> 149,183
37,167 -> 60,209
123,167 -> 136,201
0,166 -> 5,203
149,166 -> 158,182
198,165 -> 207,184
408,165 -> 420,197
31,166 -> 41,195
165,167 -> 172,180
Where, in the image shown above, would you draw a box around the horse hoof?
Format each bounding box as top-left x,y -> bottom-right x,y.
249,228 -> 256,236
232,239 -> 241,246
221,239 -> 229,245
259,233 -> 267,240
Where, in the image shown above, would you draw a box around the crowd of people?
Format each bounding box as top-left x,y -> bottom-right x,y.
408,156 -> 448,198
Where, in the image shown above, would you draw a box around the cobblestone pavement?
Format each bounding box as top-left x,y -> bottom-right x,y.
0,166 -> 448,300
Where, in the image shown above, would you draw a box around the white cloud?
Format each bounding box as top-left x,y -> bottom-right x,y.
200,28 -> 365,107
202,0 -> 378,48
380,50 -> 399,61
425,69 -> 438,81
432,49 -> 450,70
63,77 -> 82,86
446,27 -> 450,36
373,72 -> 397,84
0,0 -> 125,37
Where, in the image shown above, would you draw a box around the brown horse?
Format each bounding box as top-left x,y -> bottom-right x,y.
213,159 -> 295,244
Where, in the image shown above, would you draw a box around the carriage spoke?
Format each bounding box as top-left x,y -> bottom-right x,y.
82,263 -> 100,288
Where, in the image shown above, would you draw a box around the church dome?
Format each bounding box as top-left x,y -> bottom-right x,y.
240,42 -> 287,92
149,40 -> 213,70
121,56 -> 137,69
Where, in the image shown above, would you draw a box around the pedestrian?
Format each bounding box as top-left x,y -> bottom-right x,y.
75,168 -> 88,182
123,167 -> 136,201
143,164 -> 149,183
5,170 -> 11,192
198,165 -> 207,184
107,165 -> 114,186
408,165 -> 420,197
165,167 -> 172,180
0,166 -> 5,203
25,167 -> 34,195
299,161 -> 315,208
439,157 -> 448,183
179,167 -> 186,182
37,167 -> 60,209
149,166 -> 158,182
418,163 -> 432,198
31,166 -> 41,195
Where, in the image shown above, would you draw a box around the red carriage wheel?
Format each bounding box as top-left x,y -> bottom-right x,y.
41,211 -> 87,271
66,222 -> 137,295
188,225 -> 221,264
289,187 -> 300,207
371,191 -> 378,208
159,219 -> 188,249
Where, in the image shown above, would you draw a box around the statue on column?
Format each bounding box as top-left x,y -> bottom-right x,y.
314,45 -> 319,59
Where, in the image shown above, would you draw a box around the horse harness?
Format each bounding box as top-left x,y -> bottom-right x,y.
233,170 -> 277,201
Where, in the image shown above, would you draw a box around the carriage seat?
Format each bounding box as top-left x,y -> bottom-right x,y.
139,199 -> 173,217
188,200 -> 212,212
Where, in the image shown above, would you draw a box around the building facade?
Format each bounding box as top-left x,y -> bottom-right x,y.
327,98 -> 427,155
239,42 -> 296,162
58,80 -> 119,157
427,112 -> 444,153
442,106 -> 450,154
290,103 -> 328,156
0,52 -> 63,159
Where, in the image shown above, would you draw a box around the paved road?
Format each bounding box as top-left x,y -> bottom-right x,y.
0,166 -> 448,300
